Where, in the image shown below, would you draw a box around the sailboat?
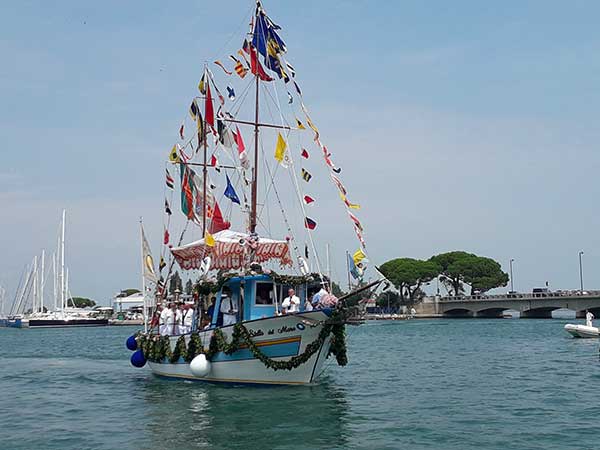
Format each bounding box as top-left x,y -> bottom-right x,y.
127,1 -> 382,385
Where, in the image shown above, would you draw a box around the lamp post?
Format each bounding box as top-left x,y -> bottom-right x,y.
509,258 -> 515,293
579,251 -> 584,293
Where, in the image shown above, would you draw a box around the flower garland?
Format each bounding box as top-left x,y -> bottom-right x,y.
136,310 -> 348,370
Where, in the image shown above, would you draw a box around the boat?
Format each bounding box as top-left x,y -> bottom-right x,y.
1,211 -> 108,329
126,1 -> 383,385
564,323 -> 600,338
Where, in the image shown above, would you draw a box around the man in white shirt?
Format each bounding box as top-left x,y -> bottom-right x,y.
182,305 -> 195,333
282,288 -> 300,314
160,303 -> 174,336
586,310 -> 594,327
174,303 -> 184,335
220,293 -> 238,326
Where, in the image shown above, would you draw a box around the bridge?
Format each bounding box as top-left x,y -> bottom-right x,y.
416,290 -> 600,318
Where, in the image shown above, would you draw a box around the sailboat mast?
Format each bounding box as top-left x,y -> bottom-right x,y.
61,209 -> 66,311
53,253 -> 57,311
139,218 -> 148,333
40,249 -> 45,313
250,72 -> 259,233
202,68 -> 208,236
32,256 -> 38,313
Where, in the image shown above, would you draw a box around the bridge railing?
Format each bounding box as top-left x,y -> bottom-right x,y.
437,290 -> 600,302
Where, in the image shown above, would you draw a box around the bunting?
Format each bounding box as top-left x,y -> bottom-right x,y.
179,124 -> 185,140
165,199 -> 172,215
214,60 -> 232,75
330,174 -> 346,195
296,118 -> 306,130
274,132 -> 287,164
190,100 -> 199,121
301,168 -> 312,182
198,73 -> 206,94
205,231 -> 216,247
304,217 -> 317,230
227,86 -> 235,101
303,195 -> 314,205
243,39 -> 273,82
353,248 -> 366,265
230,55 -> 248,78
166,169 -> 174,189
301,148 -> 309,159
159,256 -> 166,271
205,83 -> 215,129
348,211 -> 363,232
224,174 -> 240,204
169,144 -> 181,163
164,228 -> 170,245
234,126 -> 249,169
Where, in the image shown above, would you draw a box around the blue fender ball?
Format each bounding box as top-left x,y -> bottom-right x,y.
126,335 -> 138,351
130,349 -> 147,368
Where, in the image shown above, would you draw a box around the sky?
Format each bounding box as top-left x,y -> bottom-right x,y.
2,1 -> 600,306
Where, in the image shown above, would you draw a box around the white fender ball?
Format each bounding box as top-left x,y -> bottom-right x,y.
190,354 -> 211,377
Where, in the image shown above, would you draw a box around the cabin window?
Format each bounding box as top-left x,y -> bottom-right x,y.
255,282 -> 275,305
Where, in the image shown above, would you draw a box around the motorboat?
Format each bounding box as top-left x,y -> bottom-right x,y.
564,323 -> 600,338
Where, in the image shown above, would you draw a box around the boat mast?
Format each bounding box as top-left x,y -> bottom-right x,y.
61,209 -> 66,311
53,252 -> 57,311
139,218 -> 148,333
202,67 -> 208,237
250,69 -> 259,233
40,249 -> 45,313
32,256 -> 38,313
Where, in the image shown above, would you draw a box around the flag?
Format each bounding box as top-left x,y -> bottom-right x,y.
304,243 -> 309,258
141,223 -> 158,284
286,62 -> 296,78
301,148 -> 309,159
169,144 -> 180,163
348,211 -> 363,232
274,132 -> 287,164
180,163 -> 195,220
165,199 -> 172,215
304,217 -> 317,230
287,91 -> 293,104
243,40 -> 273,81
296,118 -> 306,130
198,73 -> 206,94
205,83 -> 214,128
214,60 -> 232,75
166,169 -> 174,189
330,174 -> 347,195
333,167 -> 342,174
205,231 -> 215,247
340,193 -> 360,210
303,195 -> 314,205
230,55 -> 248,78
224,174 -> 240,204
190,100 -> 199,120
234,126 -> 249,169
353,248 -> 366,265
227,86 -> 235,101
159,256 -> 166,271
301,168 -> 312,182
163,228 -> 170,245
179,124 -> 184,140
293,80 -> 302,96
348,252 -> 360,279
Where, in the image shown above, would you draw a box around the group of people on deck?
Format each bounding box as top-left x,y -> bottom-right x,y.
152,283 -> 338,335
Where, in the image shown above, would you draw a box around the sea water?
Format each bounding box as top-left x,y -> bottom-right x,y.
1,319 -> 599,450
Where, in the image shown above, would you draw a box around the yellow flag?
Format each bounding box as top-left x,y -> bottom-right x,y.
205,231 -> 215,247
274,133 -> 287,163
169,144 -> 180,163
339,192 -> 361,210
296,118 -> 306,130
353,248 -> 366,265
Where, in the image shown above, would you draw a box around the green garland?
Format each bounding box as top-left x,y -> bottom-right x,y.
136,310 -> 348,370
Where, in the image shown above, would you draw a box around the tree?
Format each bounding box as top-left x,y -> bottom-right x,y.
69,297 -> 96,308
379,258 -> 440,303
116,288 -> 141,298
331,282 -> 345,298
430,251 -> 509,295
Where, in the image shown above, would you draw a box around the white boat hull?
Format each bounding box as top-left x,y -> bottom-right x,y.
564,324 -> 600,338
147,310 -> 334,385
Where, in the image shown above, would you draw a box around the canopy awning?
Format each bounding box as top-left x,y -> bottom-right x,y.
171,230 -> 293,270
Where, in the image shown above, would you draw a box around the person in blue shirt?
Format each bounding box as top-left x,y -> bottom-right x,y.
311,285 -> 329,309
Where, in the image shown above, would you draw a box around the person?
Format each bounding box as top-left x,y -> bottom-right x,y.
150,306 -> 161,329
206,297 -> 216,325
311,285 -> 329,309
182,304 -> 194,334
160,302 -> 174,336
304,297 -> 313,312
586,310 -> 594,327
174,303 -> 184,335
282,288 -> 300,314
220,293 -> 238,326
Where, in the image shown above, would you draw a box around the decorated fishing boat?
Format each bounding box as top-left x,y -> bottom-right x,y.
126,1 -> 383,385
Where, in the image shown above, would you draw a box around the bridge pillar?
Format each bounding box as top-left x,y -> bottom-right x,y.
443,310 -> 474,318
521,309 -> 553,319
475,309 -> 505,319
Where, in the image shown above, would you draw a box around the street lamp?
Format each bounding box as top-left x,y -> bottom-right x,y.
509,258 -> 515,293
579,251 -> 584,293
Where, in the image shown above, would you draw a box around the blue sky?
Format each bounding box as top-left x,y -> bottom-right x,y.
2,1 -> 600,305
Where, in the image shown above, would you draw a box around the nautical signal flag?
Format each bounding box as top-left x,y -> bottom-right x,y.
159,256 -> 166,271
224,174 -> 240,204
296,118 -> 306,130
353,248 -> 366,265
340,192 -> 360,210
205,231 -> 215,247
227,86 -> 235,101
166,169 -> 174,189
301,148 -> 309,159
303,195 -> 314,205
198,73 -> 206,94
205,83 -> 215,128
274,133 -> 287,164
301,168 -> 312,182
348,211 -> 363,232
229,55 -> 248,78
169,144 -> 181,163
287,92 -> 293,104
214,60 -> 232,75
165,199 -> 172,215
164,228 -> 170,245
304,217 -> 317,230
179,124 -> 185,140
190,100 -> 199,121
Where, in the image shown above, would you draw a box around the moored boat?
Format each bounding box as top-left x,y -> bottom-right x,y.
564,323 -> 599,338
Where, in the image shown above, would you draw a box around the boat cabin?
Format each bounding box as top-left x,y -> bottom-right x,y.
208,274 -> 322,326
